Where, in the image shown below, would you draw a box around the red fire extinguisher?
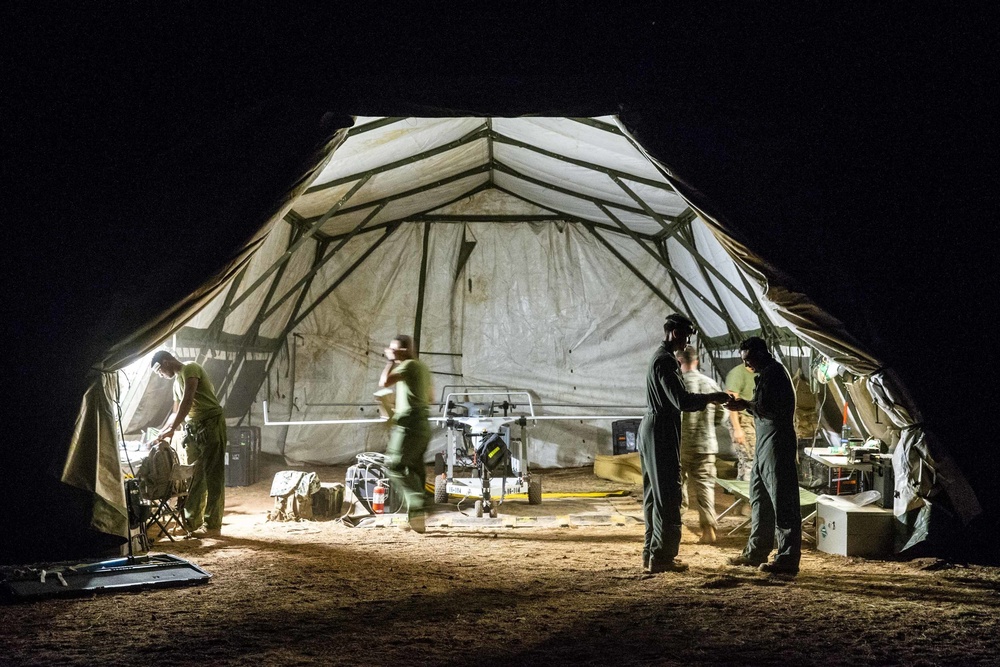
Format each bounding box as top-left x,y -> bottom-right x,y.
372,482 -> 386,514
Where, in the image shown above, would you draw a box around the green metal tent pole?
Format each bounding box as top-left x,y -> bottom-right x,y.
488,130 -> 678,194
263,241 -> 327,382
662,208 -> 793,354
299,164 -> 492,224
215,226 -> 309,402
221,172 -> 373,321
258,202 -> 387,324
306,124 -> 489,195
285,222 -> 403,333
413,221 -> 432,354
215,229 -> 302,400
669,221 -> 743,344
491,185 -> 661,241
567,117 -> 623,134
597,203 -> 733,324
491,161 -> 676,222
730,264 -> 795,365
610,174 -> 757,312
651,236 -> 728,379
582,223 -> 686,313
205,264 -> 249,339
583,221 -> 725,379
345,117 -> 408,138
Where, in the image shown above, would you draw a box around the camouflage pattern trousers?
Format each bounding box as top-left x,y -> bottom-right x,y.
727,411 -> 757,482
680,450 -> 718,529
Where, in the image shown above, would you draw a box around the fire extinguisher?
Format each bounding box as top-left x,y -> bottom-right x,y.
372,482 -> 386,514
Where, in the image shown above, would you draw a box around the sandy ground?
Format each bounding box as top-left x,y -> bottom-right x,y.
2,456 -> 999,666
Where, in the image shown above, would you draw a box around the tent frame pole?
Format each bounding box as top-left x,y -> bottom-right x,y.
299,164 -> 492,225
669,220 -> 743,345
284,222 -> 402,333
219,172 -> 373,322
306,125 -> 489,195
215,226 -> 306,401
263,240 -> 327,385
581,221 -> 725,379
651,236 -> 728,379
488,129 -> 677,194
261,224 -> 398,412
597,203 -> 734,324
257,203 -> 387,324
205,265 -> 248,340
491,161 -> 678,221
581,223 -> 687,314
610,175 -> 757,312
413,221 -> 432,353
492,185 -> 659,240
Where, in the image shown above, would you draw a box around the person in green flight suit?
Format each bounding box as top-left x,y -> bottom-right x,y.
725,337 -> 801,575
150,351 -> 227,538
639,314 -> 730,574
379,334 -> 433,534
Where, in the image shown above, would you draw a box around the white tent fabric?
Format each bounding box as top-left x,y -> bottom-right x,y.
151,115 -> 799,466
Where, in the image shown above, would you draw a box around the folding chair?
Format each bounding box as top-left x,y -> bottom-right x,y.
142,463 -> 195,542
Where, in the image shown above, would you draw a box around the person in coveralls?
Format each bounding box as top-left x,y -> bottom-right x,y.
725,336 -> 801,575
639,314 -> 729,574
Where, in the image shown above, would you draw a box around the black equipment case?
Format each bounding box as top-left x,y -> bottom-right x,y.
612,419 -> 641,455
870,456 -> 896,509
226,426 -> 261,487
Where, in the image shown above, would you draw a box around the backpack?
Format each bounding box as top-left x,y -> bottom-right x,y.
267,470 -> 321,522
137,444 -> 181,501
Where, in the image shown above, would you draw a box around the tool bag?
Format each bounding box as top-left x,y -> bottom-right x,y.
267,470 -> 321,521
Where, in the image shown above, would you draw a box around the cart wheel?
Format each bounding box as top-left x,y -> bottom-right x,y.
434,476 -> 449,504
475,500 -> 484,518
434,452 -> 446,476
489,505 -> 498,519
528,476 -> 542,505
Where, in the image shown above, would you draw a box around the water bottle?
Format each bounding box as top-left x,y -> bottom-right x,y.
839,424 -> 851,455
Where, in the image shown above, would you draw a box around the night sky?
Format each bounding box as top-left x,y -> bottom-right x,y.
4,5 -> 997,547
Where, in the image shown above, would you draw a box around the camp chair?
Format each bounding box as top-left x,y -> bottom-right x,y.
143,463 -> 195,542
714,478 -> 819,541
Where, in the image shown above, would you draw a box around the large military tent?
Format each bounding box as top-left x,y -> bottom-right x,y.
5,6 -> 995,565
35,111 -> 983,562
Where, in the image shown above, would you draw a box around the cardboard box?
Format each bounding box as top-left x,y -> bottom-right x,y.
816,496 -> 896,557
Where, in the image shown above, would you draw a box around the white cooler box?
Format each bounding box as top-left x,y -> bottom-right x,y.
816,495 -> 896,558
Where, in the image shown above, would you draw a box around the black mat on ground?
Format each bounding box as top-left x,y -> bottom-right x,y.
1,554 -> 211,603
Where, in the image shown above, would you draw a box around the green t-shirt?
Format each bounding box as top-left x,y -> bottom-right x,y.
173,362 -> 223,422
393,358 -> 432,419
725,364 -> 756,400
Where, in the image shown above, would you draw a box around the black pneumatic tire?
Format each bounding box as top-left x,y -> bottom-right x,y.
434,476 -> 449,504
528,476 -> 542,505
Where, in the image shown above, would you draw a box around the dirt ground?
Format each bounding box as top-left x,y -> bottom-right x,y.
2,455 -> 999,666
